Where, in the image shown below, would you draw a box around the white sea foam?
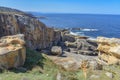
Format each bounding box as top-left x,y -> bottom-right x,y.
81,28 -> 98,31
70,28 -> 98,39
70,31 -> 85,36
70,32 -> 78,36
88,37 -> 97,41
75,32 -> 83,34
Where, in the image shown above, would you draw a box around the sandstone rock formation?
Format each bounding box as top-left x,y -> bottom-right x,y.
0,7 -> 61,50
0,34 -> 26,69
97,37 -> 120,65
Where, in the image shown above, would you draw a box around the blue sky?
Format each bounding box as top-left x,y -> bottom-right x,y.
0,0 -> 120,14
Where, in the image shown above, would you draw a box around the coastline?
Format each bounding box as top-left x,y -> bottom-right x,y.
0,7 -> 120,80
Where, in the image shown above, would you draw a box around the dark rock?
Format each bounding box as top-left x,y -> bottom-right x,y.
16,67 -> 27,72
65,48 -> 71,52
62,34 -> 76,42
40,49 -> 50,55
71,28 -> 81,31
87,39 -> 98,47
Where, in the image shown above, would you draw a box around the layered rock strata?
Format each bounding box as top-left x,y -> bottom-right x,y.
0,34 -> 26,69
97,37 -> 120,65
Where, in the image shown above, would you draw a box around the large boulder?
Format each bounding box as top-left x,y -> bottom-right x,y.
0,34 -> 26,69
97,37 -> 120,65
51,46 -> 62,55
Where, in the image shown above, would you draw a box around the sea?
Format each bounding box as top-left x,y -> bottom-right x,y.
31,13 -> 120,38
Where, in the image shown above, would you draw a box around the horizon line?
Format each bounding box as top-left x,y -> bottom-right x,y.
26,11 -> 120,16
0,6 -> 119,16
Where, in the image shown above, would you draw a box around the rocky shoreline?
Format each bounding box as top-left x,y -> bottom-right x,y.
0,7 -> 120,80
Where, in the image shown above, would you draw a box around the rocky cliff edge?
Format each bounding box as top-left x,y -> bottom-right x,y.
0,7 -> 61,50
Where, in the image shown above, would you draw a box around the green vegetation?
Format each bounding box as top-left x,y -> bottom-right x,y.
103,65 -> 120,80
0,48 -> 119,80
0,48 -> 84,80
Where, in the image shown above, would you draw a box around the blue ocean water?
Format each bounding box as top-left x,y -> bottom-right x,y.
32,13 -> 120,38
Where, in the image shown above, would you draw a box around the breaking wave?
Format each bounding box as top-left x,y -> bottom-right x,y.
81,28 -> 98,32
70,28 -> 99,38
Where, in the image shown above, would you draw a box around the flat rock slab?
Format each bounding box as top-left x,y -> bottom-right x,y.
47,51 -> 98,71
47,56 -> 81,71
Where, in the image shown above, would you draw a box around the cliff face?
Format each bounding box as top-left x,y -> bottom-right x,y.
0,7 -> 61,49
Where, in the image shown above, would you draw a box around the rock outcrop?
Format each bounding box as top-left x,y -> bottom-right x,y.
76,39 -> 98,55
0,7 -> 61,50
64,37 -> 98,56
97,37 -> 120,65
0,34 -> 26,69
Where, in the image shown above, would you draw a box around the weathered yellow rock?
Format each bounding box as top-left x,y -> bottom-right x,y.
98,52 -> 119,65
97,37 -> 120,46
0,34 -> 26,69
97,37 -> 120,65
109,46 -> 120,58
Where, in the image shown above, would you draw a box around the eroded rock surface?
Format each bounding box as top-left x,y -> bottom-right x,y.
0,7 -> 61,50
0,34 -> 26,69
97,37 -> 120,65
64,37 -> 98,56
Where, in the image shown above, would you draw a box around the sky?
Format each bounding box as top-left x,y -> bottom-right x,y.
0,0 -> 120,14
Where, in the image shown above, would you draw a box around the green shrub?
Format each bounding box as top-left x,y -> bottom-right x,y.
23,48 -> 45,70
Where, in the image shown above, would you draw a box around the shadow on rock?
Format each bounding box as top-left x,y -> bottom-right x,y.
9,48 -> 45,73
